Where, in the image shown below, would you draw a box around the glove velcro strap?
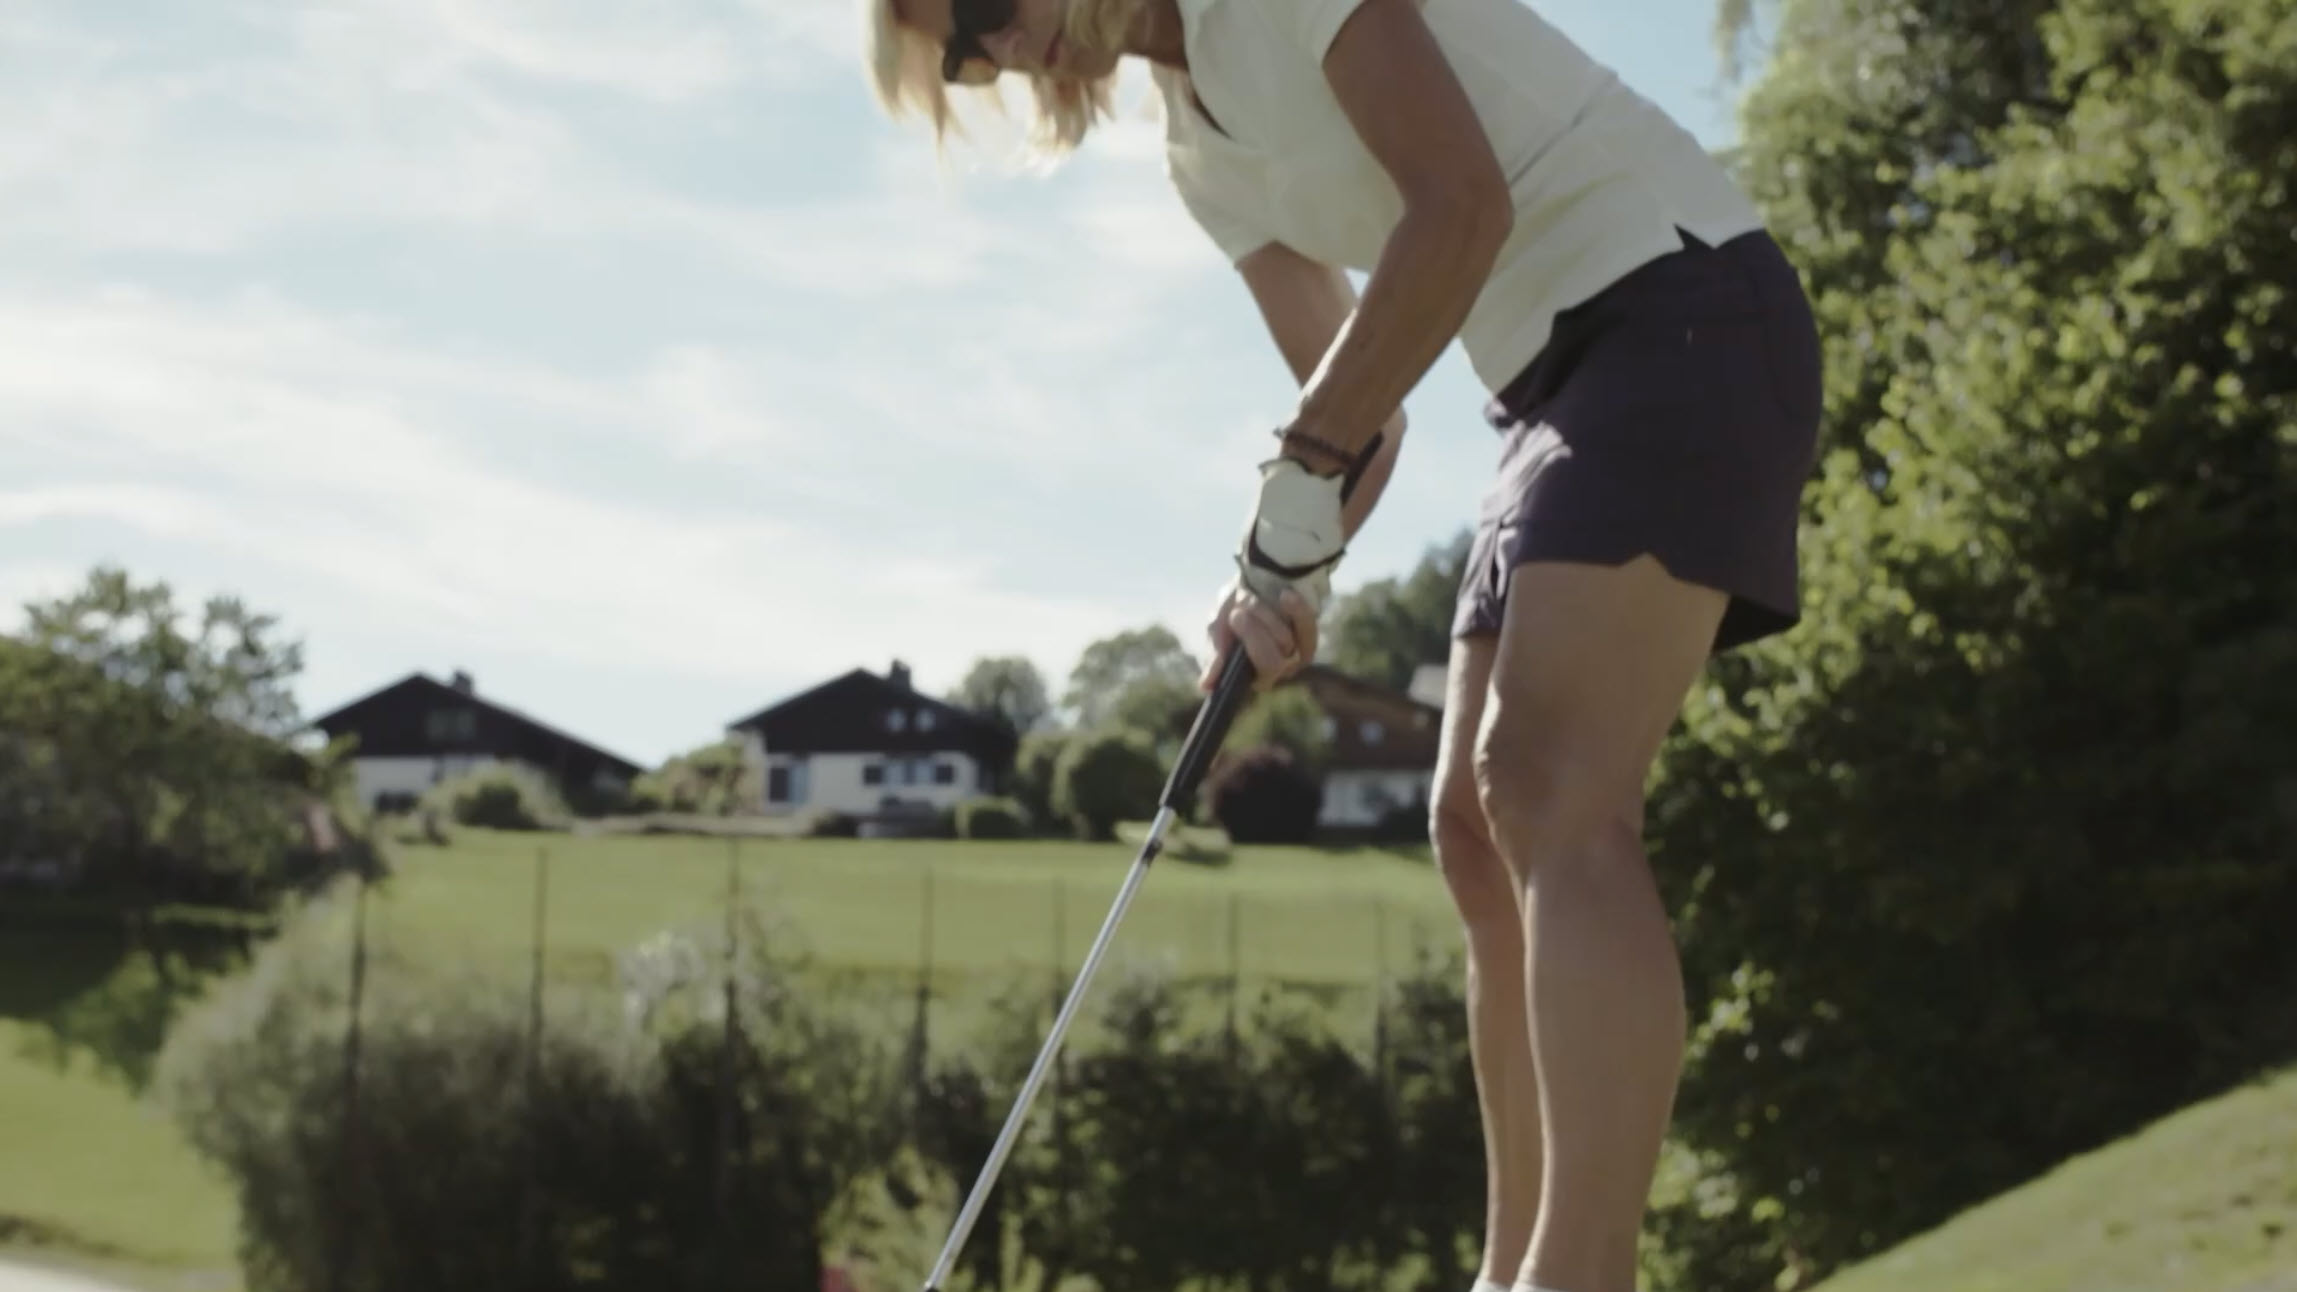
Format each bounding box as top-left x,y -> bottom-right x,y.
1243,531 -> 1344,581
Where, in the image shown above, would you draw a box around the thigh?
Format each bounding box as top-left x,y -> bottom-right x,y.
1481,554 -> 1728,818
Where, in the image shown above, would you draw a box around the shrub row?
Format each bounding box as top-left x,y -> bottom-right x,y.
153,886 -> 1492,1292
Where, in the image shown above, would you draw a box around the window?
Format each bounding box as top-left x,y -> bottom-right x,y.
425,707 -> 478,744
1360,720 -> 1384,745
767,766 -> 791,803
886,709 -> 907,732
918,709 -> 937,731
933,761 -> 955,785
863,763 -> 884,786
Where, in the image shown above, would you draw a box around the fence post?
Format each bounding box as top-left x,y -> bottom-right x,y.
713,838 -> 742,1291
327,869 -> 370,1292
1052,878 -> 1070,1225
1373,897 -> 1389,1094
518,844 -> 550,1289
909,866 -> 934,1107
1225,890 -> 1242,1069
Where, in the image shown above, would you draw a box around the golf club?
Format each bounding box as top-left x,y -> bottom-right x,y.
918,642 -> 1260,1292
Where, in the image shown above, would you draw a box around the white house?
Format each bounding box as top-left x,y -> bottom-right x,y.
1280,664 -> 1443,832
724,659 -> 1018,825
309,670 -> 643,815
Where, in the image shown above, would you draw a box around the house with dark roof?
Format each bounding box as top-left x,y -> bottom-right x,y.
724,659 -> 1018,821
1279,663 -> 1443,832
309,670 -> 643,815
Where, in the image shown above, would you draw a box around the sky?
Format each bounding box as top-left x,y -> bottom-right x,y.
0,0 -> 1761,770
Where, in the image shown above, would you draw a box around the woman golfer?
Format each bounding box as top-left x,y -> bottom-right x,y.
863,1 -> 1822,1289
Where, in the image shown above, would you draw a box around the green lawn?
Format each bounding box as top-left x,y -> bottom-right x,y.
363,828 -> 1462,994
1812,1063 -> 2297,1292
0,1021 -> 241,1288
0,909 -> 250,1289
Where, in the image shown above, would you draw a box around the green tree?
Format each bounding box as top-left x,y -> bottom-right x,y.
0,565 -> 341,906
948,655 -> 1053,736
1321,529 -> 1469,692
1062,627 -> 1199,731
1221,685 -> 1332,773
1643,1 -> 2297,1287
1105,674 -> 1203,762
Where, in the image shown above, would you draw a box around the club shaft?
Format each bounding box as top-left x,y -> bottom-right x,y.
919,804 -> 1177,1292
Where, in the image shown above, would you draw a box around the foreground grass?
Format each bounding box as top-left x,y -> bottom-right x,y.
0,909 -> 248,1282
1813,1063 -> 2297,1292
2,1013 -> 240,1290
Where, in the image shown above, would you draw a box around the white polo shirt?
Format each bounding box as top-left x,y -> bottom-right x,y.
1154,0 -> 1766,394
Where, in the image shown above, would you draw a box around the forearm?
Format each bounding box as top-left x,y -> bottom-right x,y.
1340,408 -> 1406,542
1289,197 -> 1508,457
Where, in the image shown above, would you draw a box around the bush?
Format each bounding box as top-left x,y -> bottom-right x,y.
1052,727 -> 1165,841
1370,800 -> 1431,846
953,796 -> 1027,840
1206,745 -> 1323,844
903,953 -> 1483,1292
152,887 -> 906,1292
626,739 -> 759,818
1012,729 -> 1073,833
800,809 -> 860,838
419,764 -> 569,832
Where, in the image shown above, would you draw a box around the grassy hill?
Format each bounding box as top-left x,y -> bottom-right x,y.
1813,1063 -> 2297,1292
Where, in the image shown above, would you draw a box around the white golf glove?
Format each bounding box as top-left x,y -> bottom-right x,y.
1234,454 -> 1348,616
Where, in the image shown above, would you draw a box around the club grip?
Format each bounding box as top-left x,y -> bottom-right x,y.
1160,645 -> 1256,815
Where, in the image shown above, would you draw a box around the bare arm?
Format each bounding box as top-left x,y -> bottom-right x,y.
1278,0 -> 1513,466
1202,240 -> 1405,690
1238,240 -> 1406,543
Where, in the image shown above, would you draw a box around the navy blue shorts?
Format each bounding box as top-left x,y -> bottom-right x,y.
1454,227 -> 1825,654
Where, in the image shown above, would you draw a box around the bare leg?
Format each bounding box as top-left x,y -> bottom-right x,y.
1429,633 -> 1544,1286
1473,555 -> 1728,1292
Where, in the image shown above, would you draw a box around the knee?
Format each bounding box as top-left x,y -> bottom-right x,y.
1429,778 -> 1515,931
1470,725 -> 1632,881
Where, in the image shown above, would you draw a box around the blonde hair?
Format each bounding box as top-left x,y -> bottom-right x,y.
861,0 -> 1150,161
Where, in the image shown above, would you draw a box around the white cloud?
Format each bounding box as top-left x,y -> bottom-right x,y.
386,0 -> 749,102
0,287 -> 1157,696
0,0 -> 1546,764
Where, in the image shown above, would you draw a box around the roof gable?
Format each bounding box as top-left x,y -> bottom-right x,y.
309,672 -> 643,777
729,666 -> 1016,760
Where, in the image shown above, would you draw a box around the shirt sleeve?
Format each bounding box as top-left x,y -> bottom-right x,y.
1166,158 -> 1273,265
1275,0 -> 1374,63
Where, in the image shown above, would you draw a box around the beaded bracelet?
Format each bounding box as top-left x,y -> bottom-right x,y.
1271,425 -> 1386,504
1271,425 -> 1360,472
